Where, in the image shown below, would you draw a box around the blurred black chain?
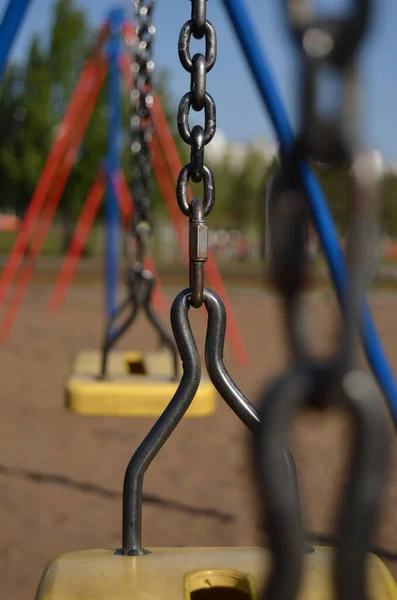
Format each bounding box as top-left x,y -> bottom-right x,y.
129,0 -> 156,265
276,0 -> 374,347
286,0 -> 371,164
254,4 -> 388,600
176,0 -> 217,308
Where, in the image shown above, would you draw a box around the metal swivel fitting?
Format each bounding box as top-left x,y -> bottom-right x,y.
189,197 -> 208,308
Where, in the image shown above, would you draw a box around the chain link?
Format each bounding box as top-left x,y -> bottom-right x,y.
286,0 -> 371,164
176,0 -> 217,308
271,0 -> 378,363
129,0 -> 156,263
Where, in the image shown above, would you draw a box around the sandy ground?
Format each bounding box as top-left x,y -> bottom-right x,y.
1,283 -> 397,599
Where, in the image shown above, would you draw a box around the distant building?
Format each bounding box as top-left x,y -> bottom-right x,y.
205,130 -> 277,169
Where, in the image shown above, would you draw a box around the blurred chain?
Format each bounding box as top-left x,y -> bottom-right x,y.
129,0 -> 156,265
255,4 -> 388,600
276,0 -> 374,358
176,0 -> 217,308
286,0 -> 371,164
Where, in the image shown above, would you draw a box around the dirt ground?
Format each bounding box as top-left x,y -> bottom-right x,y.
2,283 -> 397,599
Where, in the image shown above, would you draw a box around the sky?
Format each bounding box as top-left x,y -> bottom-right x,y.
1,0 -> 397,160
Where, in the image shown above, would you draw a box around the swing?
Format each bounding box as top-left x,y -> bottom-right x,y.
66,3 -> 215,418
67,266 -> 215,417
36,0 -> 397,597
36,286 -> 397,600
67,356 -> 214,418
34,546 -> 397,600
38,162 -> 397,598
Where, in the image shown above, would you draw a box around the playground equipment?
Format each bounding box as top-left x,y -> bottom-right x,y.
65,5 -> 214,418
35,0 -> 397,598
0,8 -> 247,371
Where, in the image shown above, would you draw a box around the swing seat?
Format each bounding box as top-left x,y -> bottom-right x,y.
35,545 -> 397,600
66,349 -> 216,417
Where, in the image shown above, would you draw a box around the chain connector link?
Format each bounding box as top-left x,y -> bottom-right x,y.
178,19 -> 216,73
189,198 -> 208,308
177,91 -> 216,145
177,162 -> 215,217
191,53 -> 206,111
189,125 -> 205,182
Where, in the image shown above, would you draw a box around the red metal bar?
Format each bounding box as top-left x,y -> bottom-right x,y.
0,60 -> 107,342
46,171 -> 107,313
0,28 -> 109,312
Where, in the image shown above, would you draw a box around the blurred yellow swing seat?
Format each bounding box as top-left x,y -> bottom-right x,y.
36,546 -> 397,600
66,349 -> 216,417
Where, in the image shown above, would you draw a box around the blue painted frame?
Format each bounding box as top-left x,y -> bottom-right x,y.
105,8 -> 124,319
0,0 -> 32,80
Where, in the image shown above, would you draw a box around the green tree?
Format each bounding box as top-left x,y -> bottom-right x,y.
0,0 -> 92,222
0,35 -> 53,215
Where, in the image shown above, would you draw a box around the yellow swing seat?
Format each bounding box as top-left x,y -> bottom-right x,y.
36,545 -> 397,600
66,349 -> 216,417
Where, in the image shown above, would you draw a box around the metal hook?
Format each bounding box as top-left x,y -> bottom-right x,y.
204,288 -> 259,430
254,362 -> 389,600
203,287 -> 301,509
119,288 -> 201,556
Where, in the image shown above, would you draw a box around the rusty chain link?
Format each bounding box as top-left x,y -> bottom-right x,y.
176,0 -> 217,308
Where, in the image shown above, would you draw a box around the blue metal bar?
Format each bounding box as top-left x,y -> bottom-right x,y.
0,0 -> 32,79
221,0 -> 397,425
105,8 -> 124,318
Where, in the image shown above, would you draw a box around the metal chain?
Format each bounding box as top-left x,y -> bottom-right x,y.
254,3 -> 388,598
279,0 -> 374,358
286,0 -> 371,164
120,1 -> 303,559
129,0 -> 156,264
176,0 -> 217,308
